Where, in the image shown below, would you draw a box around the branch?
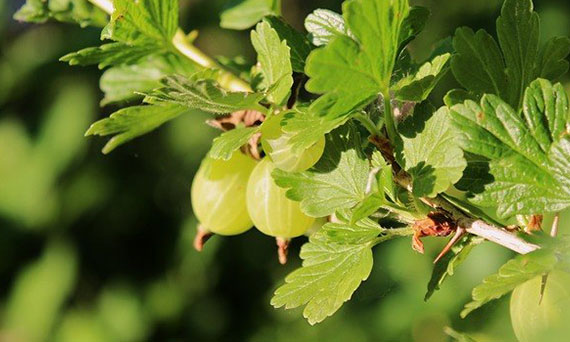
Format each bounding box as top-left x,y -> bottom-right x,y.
87,0 -> 251,92
463,219 -> 539,254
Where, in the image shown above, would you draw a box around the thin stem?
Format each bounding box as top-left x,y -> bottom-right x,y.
87,0 -> 251,92
354,112 -> 382,137
382,92 -> 398,145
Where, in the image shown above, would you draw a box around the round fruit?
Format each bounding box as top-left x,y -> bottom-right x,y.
510,270 -> 570,342
246,158 -> 315,238
260,114 -> 325,172
191,151 -> 256,235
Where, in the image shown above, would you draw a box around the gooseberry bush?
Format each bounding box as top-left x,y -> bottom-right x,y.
15,0 -> 570,338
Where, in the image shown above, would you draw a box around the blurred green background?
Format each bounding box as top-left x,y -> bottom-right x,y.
0,0 -> 569,341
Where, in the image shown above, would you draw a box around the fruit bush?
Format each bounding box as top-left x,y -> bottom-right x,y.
13,0 -> 570,340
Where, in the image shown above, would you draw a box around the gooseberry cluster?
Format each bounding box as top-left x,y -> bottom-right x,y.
191,112 -> 326,263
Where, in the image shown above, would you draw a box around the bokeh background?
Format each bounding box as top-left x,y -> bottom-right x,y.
0,0 -> 569,341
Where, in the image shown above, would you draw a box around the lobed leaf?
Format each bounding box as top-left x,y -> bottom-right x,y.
85,104 -> 188,154
449,79 -> 570,217
14,0 -> 108,27
461,250 -> 558,317
273,123 -> 368,217
263,16 -> 313,73
251,21 -> 293,106
397,104 -> 466,197
144,75 -> 266,115
304,9 -> 349,47
271,210 -> 383,324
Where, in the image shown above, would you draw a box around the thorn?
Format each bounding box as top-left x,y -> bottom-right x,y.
434,227 -> 466,264
551,213 -> 560,237
276,237 -> 290,265
193,225 -> 213,252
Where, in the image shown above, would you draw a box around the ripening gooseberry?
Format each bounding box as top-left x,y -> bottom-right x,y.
260,114 -> 325,172
246,158 -> 315,238
510,270 -> 570,342
191,151 -> 256,236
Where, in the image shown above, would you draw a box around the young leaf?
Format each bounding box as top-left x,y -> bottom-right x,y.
209,126 -> 260,160
14,0 -> 108,27
461,250 -> 558,318
101,0 -> 179,45
397,104 -> 466,198
251,21 -> 293,106
304,9 -> 349,47
60,43 -> 159,69
273,124 -> 368,217
144,75 -> 266,115
86,104 -> 188,154
425,235 -> 483,301
99,55 -> 196,105
280,106 -> 350,152
220,0 -> 280,30
305,0 -> 410,117
451,0 -> 570,110
449,79 -> 570,217
271,210 -> 383,325
263,16 -> 312,73
393,53 -> 451,102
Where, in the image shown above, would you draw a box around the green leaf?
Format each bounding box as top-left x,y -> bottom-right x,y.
60,43 -> 159,69
263,16 -> 312,73
451,0 -> 570,110
220,0 -> 280,30
393,53 -> 451,102
304,9 -> 349,47
397,104 -> 466,197
280,106 -> 350,152
537,36 -> 570,81
425,235 -> 483,301
102,0 -> 179,45
350,153 -> 392,224
273,124 -> 368,217
449,79 -> 570,217
251,21 -> 293,106
461,250 -> 558,318
86,104 -> 188,154
209,126 -> 260,160
99,55 -> 196,105
398,6 -> 430,51
305,0 -> 410,117
144,75 -> 266,115
14,0 -> 108,27
271,210 -> 383,325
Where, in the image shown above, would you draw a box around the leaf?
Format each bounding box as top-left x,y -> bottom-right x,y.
451,0 -> 570,110
444,327 -> 479,342
393,53 -> 451,102
144,75 -> 266,115
350,153 -> 392,224
85,104 -> 188,154
425,235 -> 483,301
397,104 -> 466,197
304,0 -> 410,117
398,6 -> 430,51
304,9 -> 349,47
449,79 -> 570,217
263,16 -> 312,73
60,43 -> 159,69
537,36 -> 570,81
220,0 -> 280,30
280,105 -> 350,153
209,126 -> 260,160
271,210 -> 383,324
461,250 -> 558,318
273,124 -> 368,217
101,0 -> 179,45
99,55 -> 196,105
251,21 -> 293,106
14,0 -> 108,27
